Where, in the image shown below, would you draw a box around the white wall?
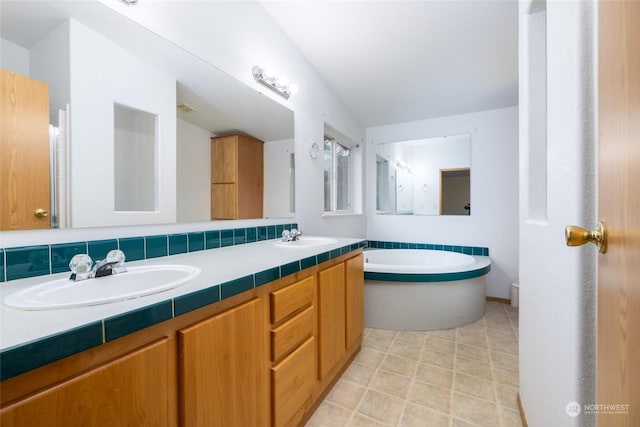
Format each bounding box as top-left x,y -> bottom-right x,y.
176,118 -> 212,224
264,138 -> 295,218
68,19 -> 176,228
366,107 -> 519,299
0,38 -> 29,75
518,1 -> 597,425
30,22 -> 70,117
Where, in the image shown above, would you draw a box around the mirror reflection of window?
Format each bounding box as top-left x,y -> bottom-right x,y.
324,134 -> 352,213
376,156 -> 390,211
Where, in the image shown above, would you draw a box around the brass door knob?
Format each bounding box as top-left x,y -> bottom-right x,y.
565,221 -> 608,254
34,208 -> 49,218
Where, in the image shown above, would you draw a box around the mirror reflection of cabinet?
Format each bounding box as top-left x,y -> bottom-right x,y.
211,134 -> 264,220
0,68 -> 51,230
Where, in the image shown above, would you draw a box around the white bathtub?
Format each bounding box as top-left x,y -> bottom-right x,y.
364,249 -> 491,331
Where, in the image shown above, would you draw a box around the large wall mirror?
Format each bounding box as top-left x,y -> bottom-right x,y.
0,0 -> 294,231
375,134 -> 471,216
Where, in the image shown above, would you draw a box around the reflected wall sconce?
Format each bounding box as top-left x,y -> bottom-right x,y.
252,65 -> 293,99
309,141 -> 320,159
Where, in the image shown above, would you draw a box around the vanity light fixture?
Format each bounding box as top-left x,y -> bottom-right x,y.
252,65 -> 292,99
119,0 -> 138,5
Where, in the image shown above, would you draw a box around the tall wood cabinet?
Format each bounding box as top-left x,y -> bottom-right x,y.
211,134 -> 264,220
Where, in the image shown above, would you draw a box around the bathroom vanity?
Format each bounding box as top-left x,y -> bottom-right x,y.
0,237 -> 365,427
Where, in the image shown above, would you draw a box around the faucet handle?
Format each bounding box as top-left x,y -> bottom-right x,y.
69,254 -> 93,281
105,249 -> 126,267
70,254 -> 93,274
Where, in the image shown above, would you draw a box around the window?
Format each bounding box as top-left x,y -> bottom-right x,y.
324,134 -> 352,213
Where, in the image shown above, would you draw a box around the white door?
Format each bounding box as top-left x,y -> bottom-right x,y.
518,1 -> 598,425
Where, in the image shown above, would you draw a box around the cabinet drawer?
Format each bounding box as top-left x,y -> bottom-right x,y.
271,306 -> 313,362
270,276 -> 314,324
271,337 -> 316,427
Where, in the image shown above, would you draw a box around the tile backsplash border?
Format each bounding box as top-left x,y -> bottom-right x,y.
1,223 -> 299,283
1,234 -> 491,283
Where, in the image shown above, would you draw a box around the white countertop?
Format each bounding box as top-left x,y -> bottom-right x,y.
0,236 -> 363,351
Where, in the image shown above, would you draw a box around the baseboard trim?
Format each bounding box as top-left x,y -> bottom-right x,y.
486,296 -> 511,304
517,392 -> 528,427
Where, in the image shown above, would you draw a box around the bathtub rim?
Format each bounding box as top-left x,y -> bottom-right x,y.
363,249 -> 491,282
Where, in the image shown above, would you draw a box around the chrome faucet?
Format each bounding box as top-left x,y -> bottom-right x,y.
281,228 -> 302,242
69,250 -> 127,281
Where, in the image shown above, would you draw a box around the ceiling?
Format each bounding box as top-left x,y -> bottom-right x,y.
261,1 -> 519,127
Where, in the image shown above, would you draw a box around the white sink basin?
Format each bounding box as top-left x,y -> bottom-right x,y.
273,237 -> 338,248
3,265 -> 201,310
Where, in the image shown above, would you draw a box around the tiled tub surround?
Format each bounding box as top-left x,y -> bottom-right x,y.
367,240 -> 489,257
0,235 -> 365,380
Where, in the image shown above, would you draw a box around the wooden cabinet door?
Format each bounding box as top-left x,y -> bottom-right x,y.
345,254 -> 364,349
271,337 -> 316,427
0,338 -> 174,427
211,135 -> 237,183
236,135 -> 263,219
317,263 -> 346,379
178,298 -> 266,427
1,68 -> 51,231
211,183 -> 237,219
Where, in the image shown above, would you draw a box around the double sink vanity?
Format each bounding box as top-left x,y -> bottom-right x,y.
0,235 -> 366,427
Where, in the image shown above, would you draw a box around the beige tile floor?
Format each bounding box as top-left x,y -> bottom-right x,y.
306,301 -> 521,427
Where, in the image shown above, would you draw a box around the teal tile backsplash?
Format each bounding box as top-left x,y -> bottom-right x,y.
168,234 -> 188,255
220,229 -> 234,247
145,235 -> 168,258
119,237 -> 145,261
233,228 -> 246,245
0,249 -> 4,282
205,230 -> 221,249
257,226 -> 267,241
5,245 -> 50,281
0,224 -> 299,283
87,239 -> 118,260
51,242 -> 87,274
187,232 -> 205,252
